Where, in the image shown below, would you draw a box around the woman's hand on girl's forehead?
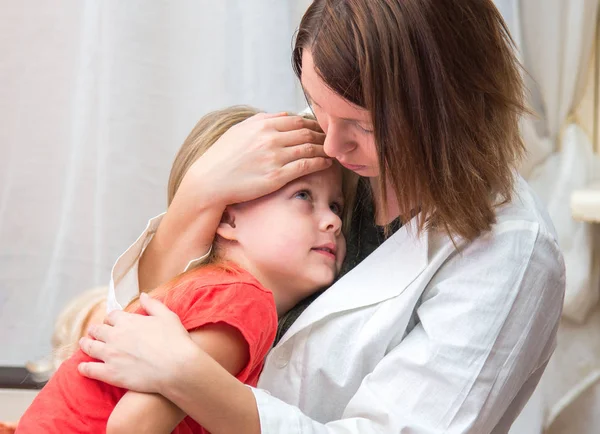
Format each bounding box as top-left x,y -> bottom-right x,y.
173,112 -> 333,210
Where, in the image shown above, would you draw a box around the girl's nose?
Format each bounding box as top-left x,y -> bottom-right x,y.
320,208 -> 343,235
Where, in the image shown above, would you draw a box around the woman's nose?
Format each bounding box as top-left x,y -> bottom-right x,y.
323,121 -> 355,159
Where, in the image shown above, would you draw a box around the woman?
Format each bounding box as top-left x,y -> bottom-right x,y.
78,1 -> 565,433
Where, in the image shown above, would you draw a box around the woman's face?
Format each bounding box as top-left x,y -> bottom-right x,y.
301,50 -> 380,178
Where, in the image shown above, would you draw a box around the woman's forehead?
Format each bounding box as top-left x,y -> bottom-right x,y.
300,50 -> 370,123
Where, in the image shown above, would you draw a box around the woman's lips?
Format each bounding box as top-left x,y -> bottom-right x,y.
339,162 -> 367,172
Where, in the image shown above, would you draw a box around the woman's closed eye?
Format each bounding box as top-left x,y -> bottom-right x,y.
356,123 -> 373,134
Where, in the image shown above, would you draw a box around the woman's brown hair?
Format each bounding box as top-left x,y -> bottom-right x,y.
293,0 -> 526,241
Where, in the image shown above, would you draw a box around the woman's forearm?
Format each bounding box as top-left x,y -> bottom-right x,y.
161,345 -> 261,434
139,198 -> 225,292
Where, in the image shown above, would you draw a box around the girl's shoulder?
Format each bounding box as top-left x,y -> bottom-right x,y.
163,264 -> 278,352
160,264 -> 271,312
166,262 -> 268,293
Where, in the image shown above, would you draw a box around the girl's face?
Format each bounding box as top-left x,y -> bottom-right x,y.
301,50 -> 380,178
220,164 -> 346,305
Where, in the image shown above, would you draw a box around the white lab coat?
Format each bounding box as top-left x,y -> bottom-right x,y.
109,175 -> 565,433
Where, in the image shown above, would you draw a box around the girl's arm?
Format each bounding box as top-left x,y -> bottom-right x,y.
106,392 -> 184,434
106,323 -> 249,434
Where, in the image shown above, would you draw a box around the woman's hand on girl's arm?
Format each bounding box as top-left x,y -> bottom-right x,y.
138,112 -> 329,291
79,294 -> 192,393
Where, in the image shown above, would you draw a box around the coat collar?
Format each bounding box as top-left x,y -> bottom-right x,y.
277,220 -> 430,346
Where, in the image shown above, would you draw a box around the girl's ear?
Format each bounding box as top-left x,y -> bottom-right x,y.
216,207 -> 237,241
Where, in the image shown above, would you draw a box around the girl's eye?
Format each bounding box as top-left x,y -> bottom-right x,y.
294,190 -> 311,201
330,202 -> 343,216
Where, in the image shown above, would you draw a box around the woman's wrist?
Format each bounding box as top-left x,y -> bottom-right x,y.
158,337 -> 201,397
174,158 -> 233,212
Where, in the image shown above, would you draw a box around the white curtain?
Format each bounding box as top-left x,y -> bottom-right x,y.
519,1 -> 600,327
0,0 -> 312,365
493,1 -> 600,433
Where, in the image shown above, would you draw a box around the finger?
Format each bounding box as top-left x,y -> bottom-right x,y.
276,157 -> 333,184
277,128 -> 325,149
269,115 -> 322,133
280,143 -> 328,166
139,292 -> 177,318
78,361 -> 111,382
103,309 -> 129,327
79,336 -> 107,361
87,323 -> 113,343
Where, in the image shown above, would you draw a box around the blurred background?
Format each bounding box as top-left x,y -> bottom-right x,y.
1,1 -> 599,433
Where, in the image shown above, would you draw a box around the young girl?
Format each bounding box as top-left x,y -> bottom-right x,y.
16,106 -> 349,434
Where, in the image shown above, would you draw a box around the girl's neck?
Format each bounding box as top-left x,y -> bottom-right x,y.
219,250 -> 296,317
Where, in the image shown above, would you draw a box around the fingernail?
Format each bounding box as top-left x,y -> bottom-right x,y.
140,292 -> 148,300
79,337 -> 84,346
